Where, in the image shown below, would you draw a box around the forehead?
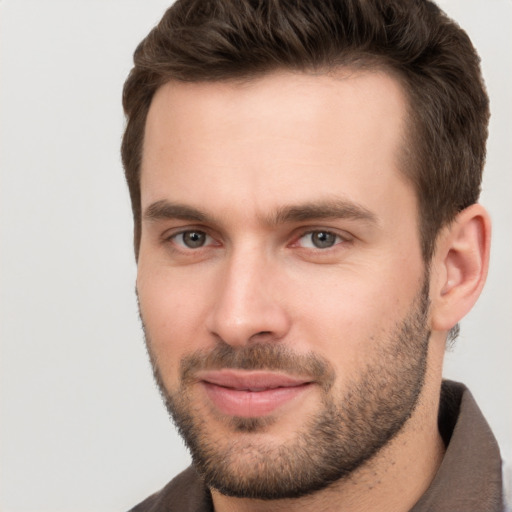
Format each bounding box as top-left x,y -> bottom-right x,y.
141,70 -> 413,223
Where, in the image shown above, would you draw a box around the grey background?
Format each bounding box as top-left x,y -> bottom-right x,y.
1,1 -> 510,510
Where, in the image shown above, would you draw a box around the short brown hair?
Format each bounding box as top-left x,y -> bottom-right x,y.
122,0 -> 489,260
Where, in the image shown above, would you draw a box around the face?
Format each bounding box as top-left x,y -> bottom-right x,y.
137,70 -> 431,499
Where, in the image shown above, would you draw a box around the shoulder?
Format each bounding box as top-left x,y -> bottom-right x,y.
128,466 -> 212,512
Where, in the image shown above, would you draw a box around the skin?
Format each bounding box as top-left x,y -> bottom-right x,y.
136,70 -> 491,511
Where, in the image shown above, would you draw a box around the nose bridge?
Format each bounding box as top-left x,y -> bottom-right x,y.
207,242 -> 289,346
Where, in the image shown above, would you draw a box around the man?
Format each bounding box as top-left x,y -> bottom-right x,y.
122,0 -> 504,510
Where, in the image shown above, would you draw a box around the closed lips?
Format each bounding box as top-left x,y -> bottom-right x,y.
197,370 -> 314,418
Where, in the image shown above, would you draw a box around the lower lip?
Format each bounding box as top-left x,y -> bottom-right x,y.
202,382 -> 312,418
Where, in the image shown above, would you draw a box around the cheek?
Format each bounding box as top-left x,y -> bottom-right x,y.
137,266 -> 213,385
289,264 -> 423,377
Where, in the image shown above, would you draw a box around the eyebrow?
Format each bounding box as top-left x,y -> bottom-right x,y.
144,200 -> 210,223
143,198 -> 377,226
269,199 -> 377,226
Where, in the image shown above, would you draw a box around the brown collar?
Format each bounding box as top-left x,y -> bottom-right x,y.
410,380 -> 503,511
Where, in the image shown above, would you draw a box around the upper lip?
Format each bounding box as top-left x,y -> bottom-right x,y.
197,370 -> 312,391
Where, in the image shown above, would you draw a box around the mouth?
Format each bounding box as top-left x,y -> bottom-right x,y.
197,369 -> 314,418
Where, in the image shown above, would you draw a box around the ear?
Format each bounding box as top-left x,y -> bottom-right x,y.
429,204 -> 491,332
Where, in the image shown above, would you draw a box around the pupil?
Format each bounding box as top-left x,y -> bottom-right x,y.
313,231 -> 335,248
184,231 -> 205,248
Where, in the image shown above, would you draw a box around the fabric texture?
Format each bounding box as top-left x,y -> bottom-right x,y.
129,380 -> 504,512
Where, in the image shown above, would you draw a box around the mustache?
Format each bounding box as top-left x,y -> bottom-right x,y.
180,341 -> 336,391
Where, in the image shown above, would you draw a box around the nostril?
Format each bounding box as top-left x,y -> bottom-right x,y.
248,331 -> 278,343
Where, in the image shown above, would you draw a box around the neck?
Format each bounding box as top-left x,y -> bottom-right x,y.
212,350 -> 446,512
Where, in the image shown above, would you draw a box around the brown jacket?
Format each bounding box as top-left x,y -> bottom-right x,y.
129,381 -> 504,512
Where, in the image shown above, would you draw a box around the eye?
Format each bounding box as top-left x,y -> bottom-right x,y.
172,230 -> 213,249
296,230 -> 343,249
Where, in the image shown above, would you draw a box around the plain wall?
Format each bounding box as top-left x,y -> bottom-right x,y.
1,1 -> 510,510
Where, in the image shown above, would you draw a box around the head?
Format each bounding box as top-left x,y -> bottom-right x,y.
123,0 -> 491,503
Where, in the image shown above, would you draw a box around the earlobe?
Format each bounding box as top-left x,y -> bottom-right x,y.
430,204 -> 491,332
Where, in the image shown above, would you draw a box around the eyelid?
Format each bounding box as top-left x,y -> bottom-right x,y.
159,224 -> 352,251
290,227 -> 352,250
162,226 -> 220,249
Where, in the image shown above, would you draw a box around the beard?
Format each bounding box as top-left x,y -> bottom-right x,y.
141,278 -> 431,500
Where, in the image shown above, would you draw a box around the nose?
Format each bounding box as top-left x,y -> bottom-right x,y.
205,247 -> 291,347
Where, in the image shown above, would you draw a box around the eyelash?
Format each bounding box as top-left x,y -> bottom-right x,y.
165,229 -> 217,250
294,230 -> 347,249
164,227 -> 349,253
